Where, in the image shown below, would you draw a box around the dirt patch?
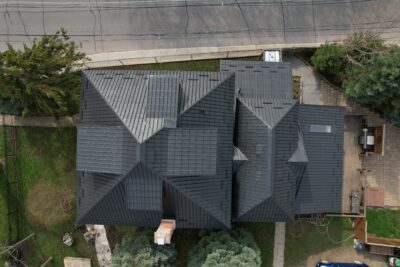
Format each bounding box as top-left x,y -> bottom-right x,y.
304,245 -> 386,267
25,179 -> 73,226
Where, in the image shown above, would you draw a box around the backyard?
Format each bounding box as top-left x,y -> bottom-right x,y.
0,127 -> 98,266
285,217 -> 354,267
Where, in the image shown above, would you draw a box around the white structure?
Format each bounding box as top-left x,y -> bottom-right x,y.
154,219 -> 176,245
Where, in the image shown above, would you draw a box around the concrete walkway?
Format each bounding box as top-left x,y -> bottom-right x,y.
284,55 -> 322,105
93,225 -> 112,267
273,222 -> 286,267
1,114 -> 78,127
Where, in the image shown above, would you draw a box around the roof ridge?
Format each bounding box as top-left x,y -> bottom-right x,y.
180,73 -> 234,115
83,73 -> 141,143
238,98 -> 273,128
164,178 -> 230,228
272,101 -> 298,128
76,170 -> 128,223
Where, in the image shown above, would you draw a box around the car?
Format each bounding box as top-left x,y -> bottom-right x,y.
316,260 -> 369,267
389,256 -> 400,267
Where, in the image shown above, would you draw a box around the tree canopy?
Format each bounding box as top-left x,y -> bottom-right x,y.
311,43 -> 346,78
112,231 -> 177,267
344,47 -> 400,125
188,229 -> 261,267
0,29 -> 86,116
312,32 -> 400,125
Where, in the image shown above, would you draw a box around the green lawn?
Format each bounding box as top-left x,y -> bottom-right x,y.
367,208 -> 400,239
0,127 -> 98,267
238,222 -> 275,267
285,217 -> 353,266
103,57 -> 258,72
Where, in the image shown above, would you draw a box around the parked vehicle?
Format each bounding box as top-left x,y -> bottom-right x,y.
316,260 -> 369,267
389,256 -> 400,267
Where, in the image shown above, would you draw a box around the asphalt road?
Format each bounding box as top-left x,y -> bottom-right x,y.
1,0 -> 399,54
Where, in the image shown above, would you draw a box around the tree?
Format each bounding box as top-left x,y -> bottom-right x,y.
344,47 -> 400,125
0,29 -> 86,116
343,31 -> 386,66
112,231 -> 177,267
311,42 -> 346,79
188,229 -> 261,267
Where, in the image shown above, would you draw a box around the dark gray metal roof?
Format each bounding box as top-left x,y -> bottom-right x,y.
227,60 -> 344,222
82,70 -> 231,143
76,124 -> 137,175
76,60 -> 344,228
77,70 -> 235,228
296,104 -> 344,214
220,60 -> 293,99
239,98 -> 297,128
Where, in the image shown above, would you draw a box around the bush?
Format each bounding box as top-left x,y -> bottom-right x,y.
0,29 -> 86,116
311,43 -> 346,78
344,47 -> 400,125
112,231 -> 177,267
188,229 -> 261,267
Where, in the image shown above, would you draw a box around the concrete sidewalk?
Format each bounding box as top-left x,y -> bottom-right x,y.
83,43 -> 323,69
284,55 -> 322,105
273,222 -> 286,267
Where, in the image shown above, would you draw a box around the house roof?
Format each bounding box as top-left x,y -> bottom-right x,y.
77,70 -> 235,228
221,60 -> 344,221
76,60 -> 344,228
295,104 -> 344,214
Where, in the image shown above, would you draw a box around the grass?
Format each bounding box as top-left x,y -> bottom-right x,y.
366,208 -> 400,239
285,217 -> 353,267
237,222 -> 275,267
0,127 -> 98,267
103,57 -> 259,72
